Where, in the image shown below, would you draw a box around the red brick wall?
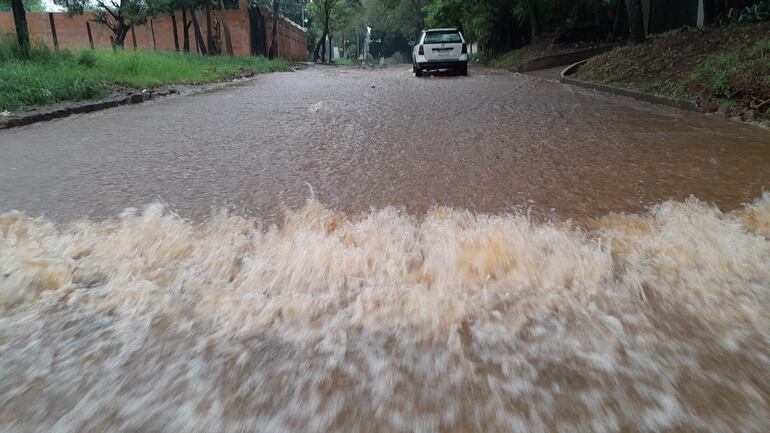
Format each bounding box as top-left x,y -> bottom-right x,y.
0,6 -> 307,60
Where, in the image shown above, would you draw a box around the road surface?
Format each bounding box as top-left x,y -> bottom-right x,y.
1,66 -> 769,433
1,65 -> 769,222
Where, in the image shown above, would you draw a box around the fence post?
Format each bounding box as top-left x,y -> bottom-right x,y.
171,13 -> 180,52
48,13 -> 59,51
86,21 -> 95,49
150,19 -> 157,51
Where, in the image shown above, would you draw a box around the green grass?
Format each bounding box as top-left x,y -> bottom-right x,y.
0,35 -> 291,112
687,39 -> 770,97
488,51 -> 517,68
334,58 -> 355,65
688,51 -> 742,97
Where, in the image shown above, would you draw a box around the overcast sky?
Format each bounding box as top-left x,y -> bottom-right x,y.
42,0 -> 63,12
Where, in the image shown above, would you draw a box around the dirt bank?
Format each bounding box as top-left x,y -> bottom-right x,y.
489,35 -> 613,71
576,22 -> 770,122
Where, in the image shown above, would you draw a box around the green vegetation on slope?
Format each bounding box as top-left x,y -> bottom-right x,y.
576,22 -> 770,121
487,36 -> 611,71
0,35 -> 291,112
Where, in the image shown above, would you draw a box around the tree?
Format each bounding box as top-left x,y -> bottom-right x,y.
278,0 -> 307,24
189,4 -> 207,54
700,0 -> 726,27
218,0 -> 234,55
0,0 -> 44,11
268,0 -> 279,59
311,0 -> 337,62
181,8 -> 191,51
625,0 -> 644,44
9,0 -> 30,59
168,0 -> 190,51
54,0 -> 170,49
525,0 -> 539,40
366,0 -> 426,44
612,0 -> 628,39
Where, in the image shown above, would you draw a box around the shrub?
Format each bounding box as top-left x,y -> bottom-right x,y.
725,1 -> 770,24
470,50 -> 487,63
77,50 -> 97,68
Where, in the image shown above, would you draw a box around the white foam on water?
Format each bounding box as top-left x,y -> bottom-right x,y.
1,195 -> 769,432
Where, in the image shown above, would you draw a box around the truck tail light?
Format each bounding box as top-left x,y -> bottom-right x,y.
462,43 -> 468,54
418,45 -> 424,55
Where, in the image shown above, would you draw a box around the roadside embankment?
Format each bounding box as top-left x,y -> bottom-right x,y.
488,36 -> 614,72
574,22 -> 770,123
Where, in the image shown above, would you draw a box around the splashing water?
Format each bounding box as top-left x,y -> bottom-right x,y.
1,195 -> 769,433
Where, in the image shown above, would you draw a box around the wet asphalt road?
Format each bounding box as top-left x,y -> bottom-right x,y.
1,65 -> 769,222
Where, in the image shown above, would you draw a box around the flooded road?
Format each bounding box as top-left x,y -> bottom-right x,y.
1,66 -> 770,433
1,66 -> 769,221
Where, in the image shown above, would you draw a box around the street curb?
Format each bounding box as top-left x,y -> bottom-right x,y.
0,89 -> 178,130
518,45 -> 614,72
559,60 -> 702,112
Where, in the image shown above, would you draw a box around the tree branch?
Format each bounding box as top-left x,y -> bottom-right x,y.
95,0 -> 119,21
92,14 -> 116,32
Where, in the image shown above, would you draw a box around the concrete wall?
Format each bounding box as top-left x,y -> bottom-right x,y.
0,2 -> 307,60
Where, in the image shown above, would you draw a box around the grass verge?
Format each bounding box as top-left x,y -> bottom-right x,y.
0,35 -> 291,112
576,22 -> 770,121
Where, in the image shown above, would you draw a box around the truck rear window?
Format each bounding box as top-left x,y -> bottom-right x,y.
424,31 -> 462,44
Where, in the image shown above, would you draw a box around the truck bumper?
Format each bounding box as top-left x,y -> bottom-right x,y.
417,60 -> 468,71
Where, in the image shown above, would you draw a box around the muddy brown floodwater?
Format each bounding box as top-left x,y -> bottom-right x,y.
1,66 -> 769,433
1,66 -> 769,221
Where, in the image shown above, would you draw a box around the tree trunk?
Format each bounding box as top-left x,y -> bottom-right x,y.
171,13 -> 180,52
223,23 -> 234,56
701,0 -> 722,27
10,0 -> 30,59
626,0 -> 645,44
182,9 -> 191,52
248,2 -> 266,56
313,30 -> 327,62
268,0 -> 280,59
218,0 -> 233,56
205,3 -> 214,54
190,8 -> 208,55
612,0 -> 628,39
526,0 -> 539,42
113,17 -> 131,49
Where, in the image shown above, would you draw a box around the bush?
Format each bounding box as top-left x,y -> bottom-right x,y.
725,1 -> 770,24
77,51 -> 97,68
470,50 -> 487,63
